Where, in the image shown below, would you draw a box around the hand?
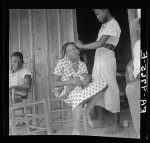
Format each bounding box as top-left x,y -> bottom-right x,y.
71,77 -> 82,86
75,40 -> 84,49
57,87 -> 64,92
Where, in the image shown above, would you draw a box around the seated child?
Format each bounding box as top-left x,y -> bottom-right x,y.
56,73 -> 92,100
9,51 -> 32,103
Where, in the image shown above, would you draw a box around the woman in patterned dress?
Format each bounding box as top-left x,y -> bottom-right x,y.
53,42 -> 107,135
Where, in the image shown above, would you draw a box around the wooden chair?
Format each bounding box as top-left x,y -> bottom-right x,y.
9,94 -> 51,135
9,56 -> 51,135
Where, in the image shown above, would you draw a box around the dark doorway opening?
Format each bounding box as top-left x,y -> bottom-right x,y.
76,9 -> 132,74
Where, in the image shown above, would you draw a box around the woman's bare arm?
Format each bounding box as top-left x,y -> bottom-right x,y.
53,74 -> 82,88
76,35 -> 110,50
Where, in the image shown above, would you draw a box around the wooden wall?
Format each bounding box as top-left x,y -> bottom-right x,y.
9,9 -> 78,131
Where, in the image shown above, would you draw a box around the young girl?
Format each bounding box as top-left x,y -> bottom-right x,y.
9,51 -> 32,103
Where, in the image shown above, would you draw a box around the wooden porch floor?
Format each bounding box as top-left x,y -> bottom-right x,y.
11,104 -> 139,139
51,104 -> 140,139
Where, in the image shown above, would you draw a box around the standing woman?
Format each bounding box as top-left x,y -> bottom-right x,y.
76,9 -> 123,133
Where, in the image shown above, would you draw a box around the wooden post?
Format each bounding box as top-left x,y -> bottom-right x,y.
9,88 -> 17,135
44,9 -> 54,134
72,9 -> 79,41
9,9 -> 20,54
127,9 -> 138,57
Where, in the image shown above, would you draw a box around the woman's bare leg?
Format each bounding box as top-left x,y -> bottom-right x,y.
105,112 -> 123,134
86,91 -> 104,127
72,105 -> 82,135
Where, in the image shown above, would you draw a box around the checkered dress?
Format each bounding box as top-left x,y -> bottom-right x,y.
64,80 -> 107,110
53,57 -> 88,80
53,57 -> 107,109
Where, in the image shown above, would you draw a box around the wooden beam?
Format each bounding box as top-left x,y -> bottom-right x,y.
72,9 -> 79,41
9,9 -> 20,53
127,9 -> 138,57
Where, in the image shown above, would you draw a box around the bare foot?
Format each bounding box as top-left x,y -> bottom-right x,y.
105,124 -> 124,135
88,119 -> 95,128
88,119 -> 104,128
95,120 -> 105,128
136,133 -> 140,139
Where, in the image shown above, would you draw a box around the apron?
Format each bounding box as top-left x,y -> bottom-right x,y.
92,47 -> 120,113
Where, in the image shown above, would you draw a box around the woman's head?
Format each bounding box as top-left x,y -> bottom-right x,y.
60,42 -> 80,60
93,9 -> 111,23
11,51 -> 24,72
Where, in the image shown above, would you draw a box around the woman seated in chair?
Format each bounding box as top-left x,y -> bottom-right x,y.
53,42 -> 107,135
9,51 -> 32,103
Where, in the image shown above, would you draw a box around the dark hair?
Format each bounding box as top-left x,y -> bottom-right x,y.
60,42 -> 80,59
11,51 -> 24,64
93,9 -> 113,16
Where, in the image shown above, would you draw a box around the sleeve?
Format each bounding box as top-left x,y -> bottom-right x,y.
21,68 -> 32,79
53,59 -> 64,76
80,62 -> 88,74
101,20 -> 118,37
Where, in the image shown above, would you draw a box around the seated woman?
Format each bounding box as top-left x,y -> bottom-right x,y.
9,51 -> 32,103
53,42 -> 107,135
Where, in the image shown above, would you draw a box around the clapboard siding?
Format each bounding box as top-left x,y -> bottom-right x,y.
32,9 -> 47,101
60,9 -> 74,42
47,9 -> 61,76
20,9 -> 31,59
9,9 -> 20,57
9,9 -> 20,70
9,9 -> 77,131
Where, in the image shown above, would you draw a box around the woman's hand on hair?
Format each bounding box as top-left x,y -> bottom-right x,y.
75,40 -> 84,49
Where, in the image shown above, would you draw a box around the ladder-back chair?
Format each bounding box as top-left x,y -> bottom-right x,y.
50,91 -> 88,135
9,55 -> 51,135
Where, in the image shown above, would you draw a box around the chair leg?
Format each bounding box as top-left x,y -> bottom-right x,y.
9,108 -> 17,135
83,108 -> 88,135
9,92 -> 17,135
60,100 -> 63,129
43,99 -> 52,135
